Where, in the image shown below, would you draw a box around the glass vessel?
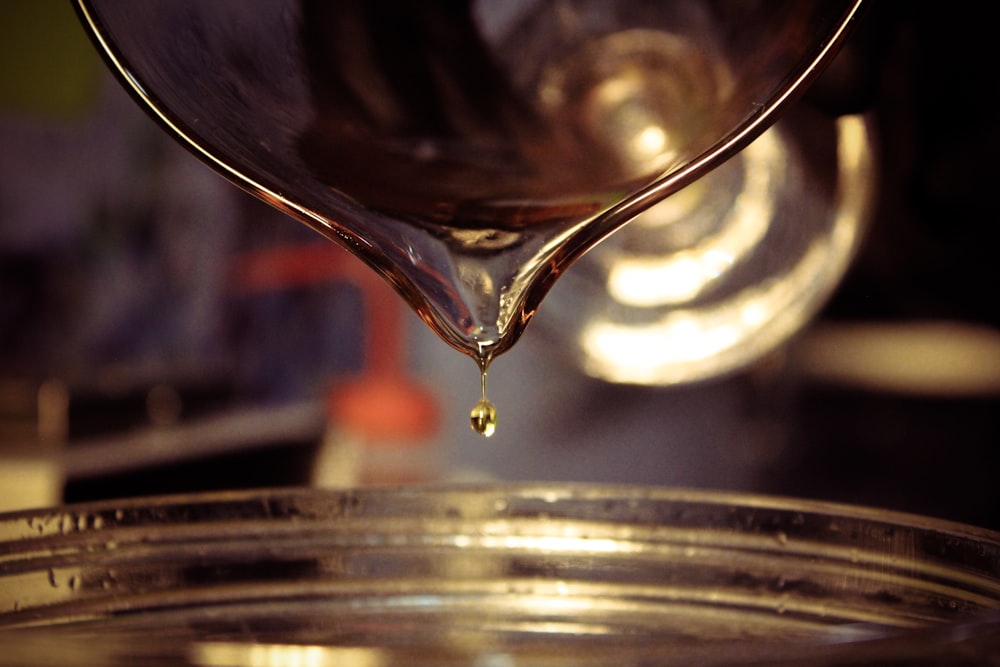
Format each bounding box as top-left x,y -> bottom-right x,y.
1,484 -> 999,666
535,107 -> 874,384
73,1 -> 867,369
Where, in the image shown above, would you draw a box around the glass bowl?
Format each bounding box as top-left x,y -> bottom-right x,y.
1,484 -> 999,665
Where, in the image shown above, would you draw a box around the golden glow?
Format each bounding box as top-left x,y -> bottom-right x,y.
608,250 -> 729,306
0,460 -> 62,513
587,73 -> 676,167
795,321 -> 1000,396
573,114 -> 871,385
581,313 -> 743,384
472,533 -> 630,554
470,398 -> 498,437
0,566 -> 84,615
192,643 -> 386,667
632,124 -> 668,157
607,128 -> 782,307
579,186 -> 856,384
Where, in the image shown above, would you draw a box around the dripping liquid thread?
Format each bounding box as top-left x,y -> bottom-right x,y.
470,355 -> 497,438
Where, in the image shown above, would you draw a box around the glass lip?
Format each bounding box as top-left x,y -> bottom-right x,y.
2,481 -> 999,542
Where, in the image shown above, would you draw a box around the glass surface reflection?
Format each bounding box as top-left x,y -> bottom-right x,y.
1,485 -> 999,665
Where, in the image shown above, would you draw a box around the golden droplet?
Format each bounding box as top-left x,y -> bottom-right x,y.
470,398 -> 497,437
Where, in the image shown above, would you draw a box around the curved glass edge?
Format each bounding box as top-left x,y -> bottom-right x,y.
0,483 -> 998,666
2,482 -> 998,544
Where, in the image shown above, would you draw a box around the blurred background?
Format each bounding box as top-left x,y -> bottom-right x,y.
1,1 -> 999,529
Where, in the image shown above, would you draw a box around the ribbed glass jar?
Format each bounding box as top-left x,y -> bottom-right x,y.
1,484 -> 998,665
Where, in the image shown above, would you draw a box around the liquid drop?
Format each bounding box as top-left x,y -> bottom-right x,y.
470,398 -> 497,437
470,363 -> 497,437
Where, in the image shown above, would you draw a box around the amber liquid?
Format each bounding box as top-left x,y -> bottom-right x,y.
466,354 -> 496,437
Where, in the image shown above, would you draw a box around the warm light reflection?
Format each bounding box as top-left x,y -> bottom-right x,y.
607,127 -> 782,307
633,124 -> 668,157
580,199 -> 854,384
795,321 -> 1000,396
589,74 -> 677,168
608,250 -> 727,306
581,314 -> 739,383
573,115 -> 871,384
192,643 -> 386,667
471,533 -> 630,554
